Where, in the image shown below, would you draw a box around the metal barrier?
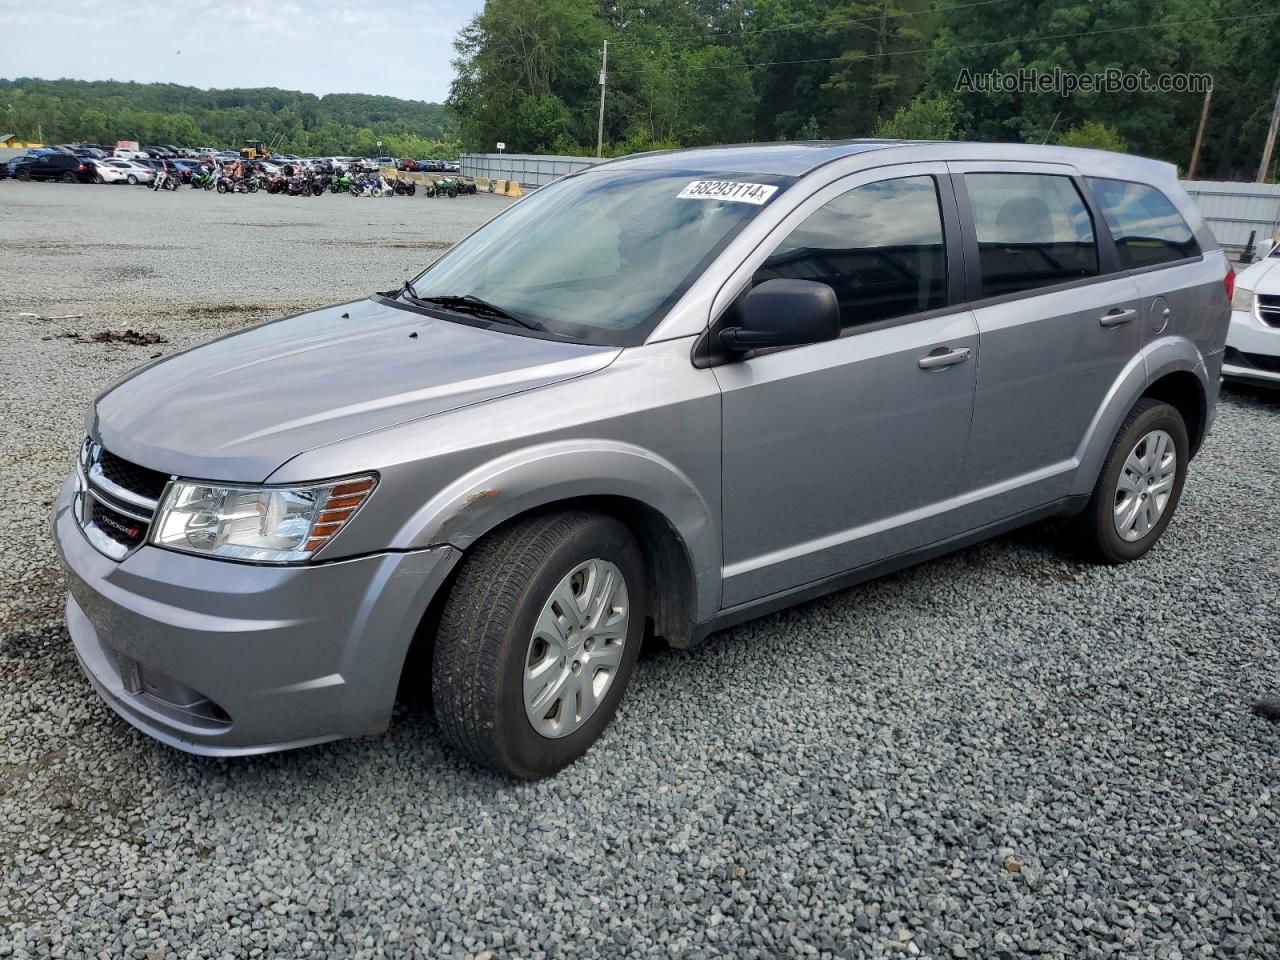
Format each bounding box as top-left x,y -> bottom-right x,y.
1181,180 -> 1280,254
459,153 -> 604,189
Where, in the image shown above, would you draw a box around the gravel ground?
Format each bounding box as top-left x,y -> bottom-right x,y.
1,181 -> 1279,959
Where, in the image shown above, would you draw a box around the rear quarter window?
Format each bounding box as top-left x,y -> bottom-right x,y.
1086,178 -> 1201,269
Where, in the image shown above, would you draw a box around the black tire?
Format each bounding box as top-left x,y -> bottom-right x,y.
431,511 -> 647,779
94,173 -> 105,184
15,167 -> 31,182
127,174 -> 138,185
1070,398 -> 1189,564
216,180 -> 229,194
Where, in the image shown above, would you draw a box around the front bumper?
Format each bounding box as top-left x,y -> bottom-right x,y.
51,473 -> 460,755
1224,307 -> 1280,386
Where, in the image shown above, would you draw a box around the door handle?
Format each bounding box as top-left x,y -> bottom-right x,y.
1100,307 -> 1137,327
918,346 -> 972,370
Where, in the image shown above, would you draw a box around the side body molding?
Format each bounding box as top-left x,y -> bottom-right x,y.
395,439 -> 721,622
1069,335 -> 1211,500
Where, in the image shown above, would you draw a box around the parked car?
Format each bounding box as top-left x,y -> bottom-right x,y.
1224,239 -> 1280,386
10,150 -> 94,182
93,158 -> 155,184
113,148 -> 150,161
51,141 -> 1229,778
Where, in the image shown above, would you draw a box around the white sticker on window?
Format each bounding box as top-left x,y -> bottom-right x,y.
678,180 -> 778,205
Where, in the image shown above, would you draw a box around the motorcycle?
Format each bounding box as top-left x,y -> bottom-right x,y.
330,172 -> 355,194
392,178 -> 417,197
309,173 -> 329,196
190,169 -> 216,190
426,177 -> 459,198
349,174 -> 388,197
215,175 -> 258,194
152,169 -> 181,192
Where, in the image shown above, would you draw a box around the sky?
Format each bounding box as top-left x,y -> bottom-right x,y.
0,0 -> 481,103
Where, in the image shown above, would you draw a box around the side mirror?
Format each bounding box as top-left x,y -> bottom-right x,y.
720,278 -> 841,353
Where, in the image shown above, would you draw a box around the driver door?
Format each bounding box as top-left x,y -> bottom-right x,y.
713,164 -> 979,608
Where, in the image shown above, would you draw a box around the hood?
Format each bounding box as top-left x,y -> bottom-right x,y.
91,298 -> 619,482
1237,255 -> 1280,293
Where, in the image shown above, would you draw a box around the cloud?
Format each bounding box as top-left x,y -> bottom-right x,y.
1,0 -> 478,103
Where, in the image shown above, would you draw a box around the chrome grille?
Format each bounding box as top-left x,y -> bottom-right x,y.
1257,294 -> 1280,328
75,439 -> 170,560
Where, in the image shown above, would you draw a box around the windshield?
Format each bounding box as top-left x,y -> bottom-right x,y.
408,168 -> 791,346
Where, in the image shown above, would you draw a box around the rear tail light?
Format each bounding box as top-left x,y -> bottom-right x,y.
1225,267 -> 1236,302
77,164 -> 85,172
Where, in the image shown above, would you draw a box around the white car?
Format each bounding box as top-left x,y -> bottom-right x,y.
95,159 -> 155,185
1226,240 -> 1280,386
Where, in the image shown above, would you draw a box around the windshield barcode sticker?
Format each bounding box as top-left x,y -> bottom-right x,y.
678,180 -> 778,205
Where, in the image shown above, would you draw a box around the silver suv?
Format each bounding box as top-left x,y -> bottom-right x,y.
52,141 -> 1230,778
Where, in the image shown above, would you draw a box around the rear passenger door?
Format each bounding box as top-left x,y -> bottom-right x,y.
1085,176 -> 1215,357
948,162 -> 1141,526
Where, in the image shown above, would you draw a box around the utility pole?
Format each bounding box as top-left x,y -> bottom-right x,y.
1187,84 -> 1213,181
596,39 -> 608,158
1260,87 -> 1280,183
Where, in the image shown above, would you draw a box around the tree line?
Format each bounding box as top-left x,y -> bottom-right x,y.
447,0 -> 1280,179
0,79 -> 461,158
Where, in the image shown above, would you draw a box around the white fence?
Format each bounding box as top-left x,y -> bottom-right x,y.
1181,180 -> 1280,255
459,153 -> 604,188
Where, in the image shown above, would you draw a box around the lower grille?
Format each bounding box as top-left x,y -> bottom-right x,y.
1226,347 -> 1280,374
1244,351 -> 1280,373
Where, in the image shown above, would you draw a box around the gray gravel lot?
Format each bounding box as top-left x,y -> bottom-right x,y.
1,181 -> 1278,959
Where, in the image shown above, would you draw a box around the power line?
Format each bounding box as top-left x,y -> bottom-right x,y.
633,9 -> 1280,70
606,0 -> 1020,48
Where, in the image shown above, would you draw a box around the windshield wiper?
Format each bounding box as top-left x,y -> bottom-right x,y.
410,293 -> 546,331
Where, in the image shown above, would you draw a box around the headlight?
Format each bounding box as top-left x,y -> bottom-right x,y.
152,474 -> 376,563
1231,285 -> 1255,313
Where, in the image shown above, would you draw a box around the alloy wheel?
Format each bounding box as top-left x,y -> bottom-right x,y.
523,559 -> 629,739
1113,429 -> 1176,542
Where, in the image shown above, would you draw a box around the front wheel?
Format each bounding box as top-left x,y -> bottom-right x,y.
1070,398 -> 1189,564
61,171 -> 78,183
432,512 -> 646,779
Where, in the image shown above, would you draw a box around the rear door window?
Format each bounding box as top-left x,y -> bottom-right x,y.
1086,178 -> 1201,269
753,175 -> 948,328
964,173 -> 1098,298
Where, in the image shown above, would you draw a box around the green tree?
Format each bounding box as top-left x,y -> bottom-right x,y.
448,0 -> 605,152
874,93 -> 959,139
1055,120 -> 1127,153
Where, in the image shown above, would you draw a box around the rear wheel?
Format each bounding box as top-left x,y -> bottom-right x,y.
60,171 -> 78,183
1070,398 -> 1189,564
432,511 -> 646,779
